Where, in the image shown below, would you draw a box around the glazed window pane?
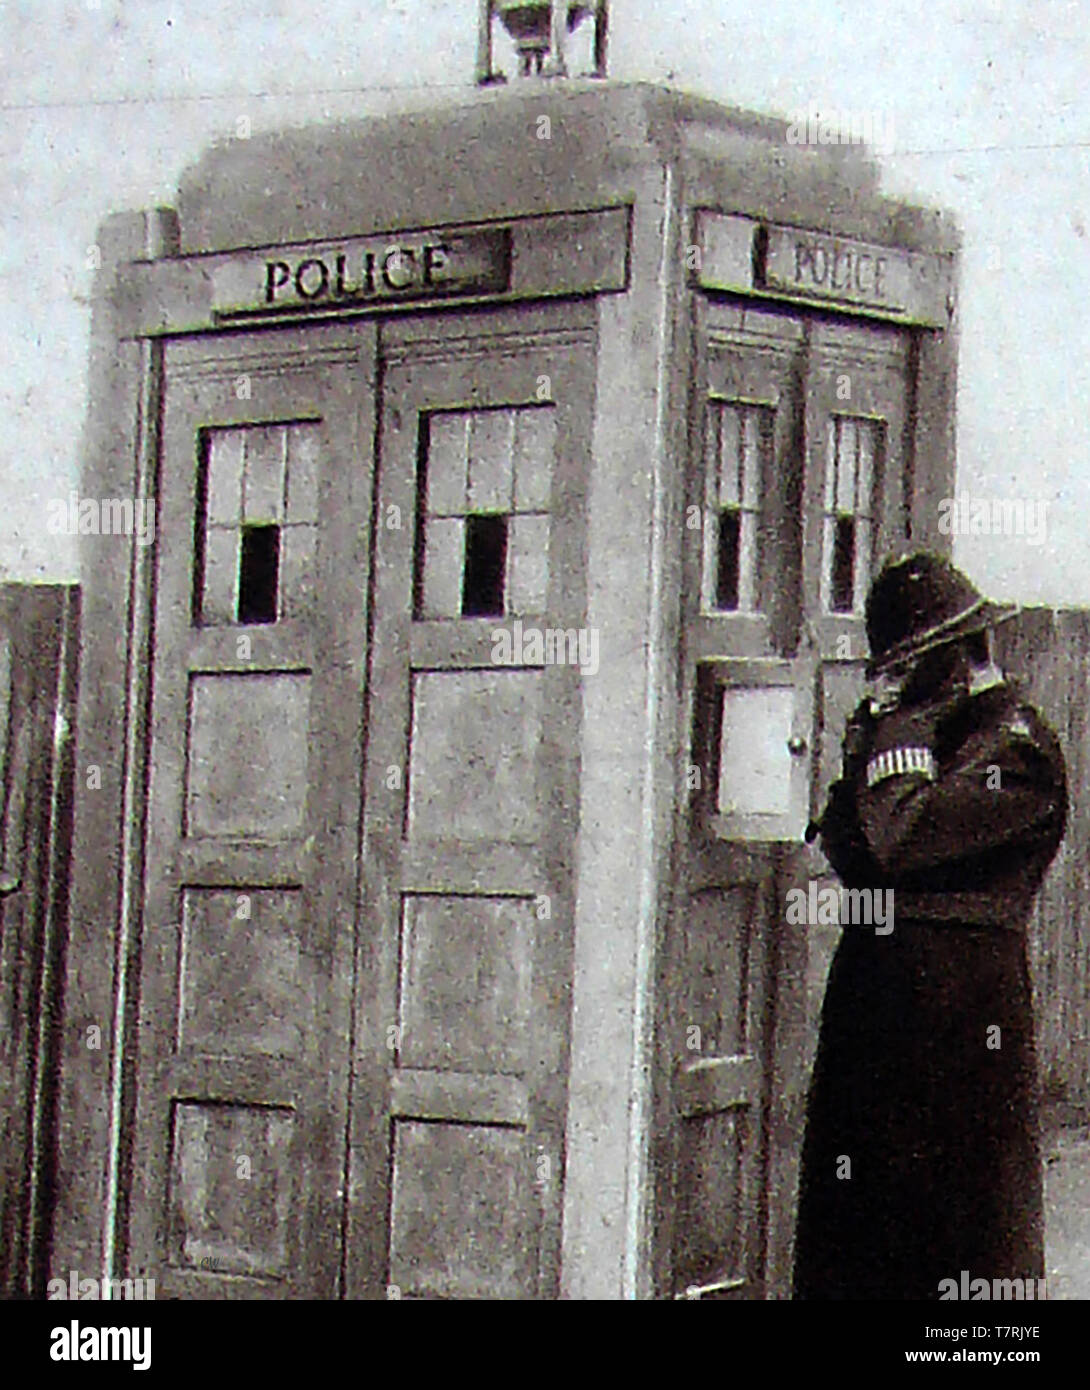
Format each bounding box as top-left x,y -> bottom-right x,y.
703,400 -> 769,614
822,414 -> 883,615
195,423 -> 319,627
417,406 -> 554,619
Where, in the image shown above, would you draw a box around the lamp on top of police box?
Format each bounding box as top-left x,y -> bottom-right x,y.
476,1 -> 609,83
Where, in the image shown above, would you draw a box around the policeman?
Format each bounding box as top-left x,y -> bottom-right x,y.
794,551 -> 1068,1301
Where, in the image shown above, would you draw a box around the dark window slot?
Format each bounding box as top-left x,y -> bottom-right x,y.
461,514 -> 507,617
831,516 -> 855,613
412,415 -> 431,620
193,432 -> 210,625
238,524 -> 281,625
716,507 -> 741,611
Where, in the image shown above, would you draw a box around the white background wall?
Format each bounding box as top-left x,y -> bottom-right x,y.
2,0 -> 1088,602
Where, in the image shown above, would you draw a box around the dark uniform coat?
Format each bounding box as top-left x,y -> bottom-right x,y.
793,677 -> 1067,1300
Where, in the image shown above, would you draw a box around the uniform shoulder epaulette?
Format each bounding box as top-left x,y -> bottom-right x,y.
865,745 -> 936,788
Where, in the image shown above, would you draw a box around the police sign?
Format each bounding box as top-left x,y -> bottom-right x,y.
692,209 -> 954,328
211,227 -> 511,318
762,226 -> 904,313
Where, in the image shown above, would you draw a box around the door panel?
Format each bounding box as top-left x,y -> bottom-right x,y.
708,659 -> 814,843
673,653 -> 813,1299
130,322 -> 376,1298
669,847 -> 778,1299
345,307 -> 595,1299
772,320 -> 915,1295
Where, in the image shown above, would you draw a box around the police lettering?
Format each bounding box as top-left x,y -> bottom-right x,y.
264,242 -> 453,305
791,237 -> 888,300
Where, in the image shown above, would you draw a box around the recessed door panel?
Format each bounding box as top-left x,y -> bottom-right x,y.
713,663 -> 814,842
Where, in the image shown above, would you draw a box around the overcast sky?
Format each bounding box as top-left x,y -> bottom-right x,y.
3,0 -> 1089,602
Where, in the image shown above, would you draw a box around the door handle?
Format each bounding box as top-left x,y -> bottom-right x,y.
787,736 -> 808,756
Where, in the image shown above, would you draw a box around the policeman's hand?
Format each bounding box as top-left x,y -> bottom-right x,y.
815,776 -> 876,882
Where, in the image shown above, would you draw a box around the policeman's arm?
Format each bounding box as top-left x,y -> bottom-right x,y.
856,722 -> 1066,877
815,777 -> 871,881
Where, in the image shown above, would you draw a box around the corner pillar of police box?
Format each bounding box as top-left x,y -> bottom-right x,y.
647,208 -> 959,1300
558,162 -> 691,1301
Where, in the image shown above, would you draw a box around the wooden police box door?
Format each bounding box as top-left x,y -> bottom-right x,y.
343,304 -> 594,1299
667,304 -> 812,1300
130,321 -> 377,1297
667,303 -> 913,1298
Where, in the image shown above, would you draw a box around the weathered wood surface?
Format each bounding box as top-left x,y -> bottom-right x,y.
995,608 -> 1090,1113
0,584 -> 78,1297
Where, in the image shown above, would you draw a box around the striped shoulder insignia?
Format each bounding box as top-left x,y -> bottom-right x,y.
865,745 -> 936,788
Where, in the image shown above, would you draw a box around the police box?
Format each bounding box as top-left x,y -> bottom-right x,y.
54,1 -> 958,1300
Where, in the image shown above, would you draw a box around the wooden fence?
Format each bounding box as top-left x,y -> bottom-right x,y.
0,585 -> 79,1297
995,609 -> 1090,1116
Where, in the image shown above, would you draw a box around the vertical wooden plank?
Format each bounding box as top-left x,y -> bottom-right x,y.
0,586 -> 78,1296
997,607 -> 1090,1113
563,165 -> 686,1300
908,324 -> 959,553
1059,611 -> 1090,1103
26,587 -> 79,1294
0,599 -> 26,1295
0,593 -> 43,1293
